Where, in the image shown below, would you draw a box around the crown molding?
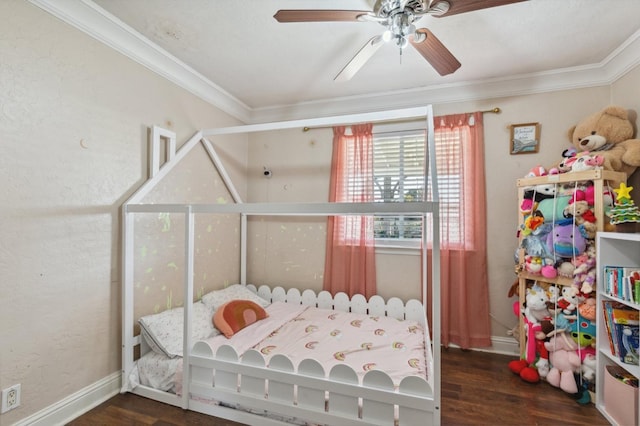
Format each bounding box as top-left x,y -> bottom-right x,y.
251,30 -> 640,123
28,0 -> 252,122
29,1 -> 640,124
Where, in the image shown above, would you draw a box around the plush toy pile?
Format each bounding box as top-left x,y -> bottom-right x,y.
517,175 -> 604,293
507,105 -> 640,403
508,281 -> 597,404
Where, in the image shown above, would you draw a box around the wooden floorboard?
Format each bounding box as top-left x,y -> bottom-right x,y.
68,348 -> 609,425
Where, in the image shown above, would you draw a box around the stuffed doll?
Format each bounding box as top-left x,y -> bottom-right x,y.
544,332 -> 581,394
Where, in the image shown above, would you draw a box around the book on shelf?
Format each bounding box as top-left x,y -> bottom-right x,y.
603,266 -> 640,303
602,300 -> 640,366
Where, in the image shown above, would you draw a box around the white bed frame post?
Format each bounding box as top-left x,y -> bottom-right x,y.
121,203 -> 135,383
181,206 -> 195,409
121,106 -> 441,425
240,213 -> 247,285
425,105 -> 441,422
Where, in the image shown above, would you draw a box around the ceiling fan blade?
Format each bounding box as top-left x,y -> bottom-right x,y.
334,35 -> 384,82
431,0 -> 527,17
273,10 -> 371,23
410,28 -> 461,76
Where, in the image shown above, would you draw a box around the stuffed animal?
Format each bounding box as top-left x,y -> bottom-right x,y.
570,315 -> 596,350
524,255 -> 543,275
549,148 -> 578,174
556,261 -> 575,278
570,152 -> 604,172
508,305 -> 550,383
567,105 -> 640,179
564,200 -> 596,224
523,184 -> 557,203
557,286 -> 584,316
544,332 -> 581,394
546,223 -> 587,259
524,284 -> 551,324
521,211 -> 544,236
570,186 -> 595,206
563,200 -> 597,239
581,353 -> 596,382
573,242 -> 597,293
577,297 -> 597,321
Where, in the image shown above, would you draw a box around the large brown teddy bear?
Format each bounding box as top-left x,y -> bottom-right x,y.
568,105 -> 640,179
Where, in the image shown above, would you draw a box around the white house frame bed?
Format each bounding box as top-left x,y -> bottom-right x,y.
121,106 -> 441,425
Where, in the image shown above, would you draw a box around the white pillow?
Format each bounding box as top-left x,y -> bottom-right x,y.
201,284 -> 270,311
139,302 -> 219,358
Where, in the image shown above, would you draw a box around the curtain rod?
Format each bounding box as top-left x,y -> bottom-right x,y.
302,107 -> 501,132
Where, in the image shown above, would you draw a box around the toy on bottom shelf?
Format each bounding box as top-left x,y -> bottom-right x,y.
545,331 -> 581,395
507,279 -> 599,402
607,182 -> 640,231
508,283 -> 554,384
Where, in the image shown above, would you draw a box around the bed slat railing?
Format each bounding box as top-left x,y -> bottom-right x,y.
328,364 -> 359,418
399,375 -> 433,425
297,359 -> 326,409
246,284 -> 427,325
362,371 -> 395,424
190,342 -> 434,426
268,354 -> 295,403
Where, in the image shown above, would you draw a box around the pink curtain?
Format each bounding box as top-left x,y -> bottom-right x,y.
323,124 -> 377,298
433,112 -> 491,348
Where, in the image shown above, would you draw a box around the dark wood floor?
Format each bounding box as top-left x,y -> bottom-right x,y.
68,348 -> 608,425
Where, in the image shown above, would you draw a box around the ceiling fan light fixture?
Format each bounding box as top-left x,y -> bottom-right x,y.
396,35 -> 409,49
412,30 -> 426,43
404,24 -> 417,36
275,0 -> 526,80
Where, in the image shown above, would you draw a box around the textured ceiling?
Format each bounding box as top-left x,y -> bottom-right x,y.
84,0 -> 640,119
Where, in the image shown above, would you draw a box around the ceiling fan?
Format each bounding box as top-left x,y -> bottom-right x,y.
274,0 -> 527,81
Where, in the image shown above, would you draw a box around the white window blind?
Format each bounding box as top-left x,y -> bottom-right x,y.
373,130 -> 426,241
374,127 -> 463,245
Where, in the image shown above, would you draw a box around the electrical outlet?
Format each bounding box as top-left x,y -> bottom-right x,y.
1,384 -> 21,413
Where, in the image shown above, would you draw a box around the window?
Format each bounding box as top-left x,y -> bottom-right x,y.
372,130 -> 425,244
373,127 -> 463,247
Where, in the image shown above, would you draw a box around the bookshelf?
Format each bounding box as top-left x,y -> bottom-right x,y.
596,232 -> 640,425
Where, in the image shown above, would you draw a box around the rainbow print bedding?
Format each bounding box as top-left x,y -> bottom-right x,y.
131,300 -> 428,395
201,301 -> 428,385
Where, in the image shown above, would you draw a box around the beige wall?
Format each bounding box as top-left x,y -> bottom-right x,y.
246,84 -> 640,350
0,1 -> 247,424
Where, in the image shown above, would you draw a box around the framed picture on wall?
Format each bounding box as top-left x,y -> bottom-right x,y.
510,122 -> 540,155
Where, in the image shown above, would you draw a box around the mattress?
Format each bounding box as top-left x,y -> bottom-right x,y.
130,301 -> 428,395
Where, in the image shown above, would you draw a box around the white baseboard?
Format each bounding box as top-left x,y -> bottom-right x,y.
14,372 -> 120,426
488,335 -> 520,356
444,335 -> 520,357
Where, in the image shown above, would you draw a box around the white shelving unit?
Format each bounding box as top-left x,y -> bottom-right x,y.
596,231 -> 640,425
